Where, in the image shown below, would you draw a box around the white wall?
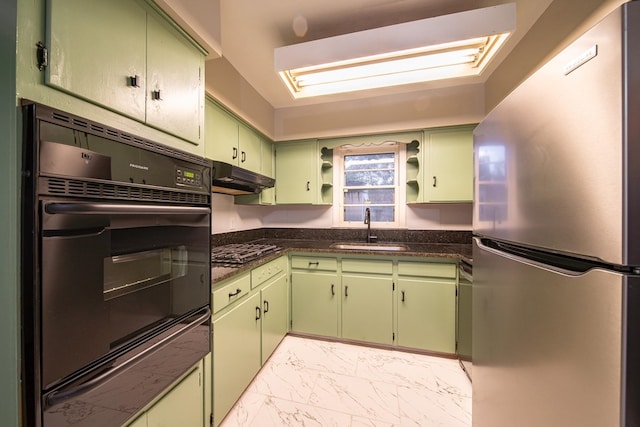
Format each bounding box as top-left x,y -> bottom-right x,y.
211,193 -> 472,234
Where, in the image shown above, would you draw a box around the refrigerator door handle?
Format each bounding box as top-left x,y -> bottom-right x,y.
474,237 -> 588,277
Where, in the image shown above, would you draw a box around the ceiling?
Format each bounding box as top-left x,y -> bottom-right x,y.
163,0 -> 553,109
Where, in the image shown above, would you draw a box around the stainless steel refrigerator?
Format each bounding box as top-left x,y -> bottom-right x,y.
473,2 -> 640,426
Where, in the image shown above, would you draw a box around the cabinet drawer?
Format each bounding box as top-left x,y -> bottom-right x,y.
397,261 -> 456,279
251,256 -> 287,289
212,273 -> 251,314
291,255 -> 337,271
342,258 -> 392,275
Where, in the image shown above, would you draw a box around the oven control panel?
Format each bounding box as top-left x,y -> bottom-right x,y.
175,166 -> 202,187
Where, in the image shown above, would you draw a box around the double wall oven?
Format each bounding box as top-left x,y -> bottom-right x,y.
21,102 -> 212,426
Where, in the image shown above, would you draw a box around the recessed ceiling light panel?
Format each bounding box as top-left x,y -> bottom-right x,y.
275,3 -> 516,98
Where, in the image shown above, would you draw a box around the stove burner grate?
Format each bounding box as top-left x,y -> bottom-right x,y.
211,243 -> 279,265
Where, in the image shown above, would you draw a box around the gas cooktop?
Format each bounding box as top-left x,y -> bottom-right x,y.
211,243 -> 280,266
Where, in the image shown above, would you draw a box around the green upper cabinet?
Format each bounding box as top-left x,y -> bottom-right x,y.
46,0 -> 147,121
205,99 -> 238,163
46,0 -> 205,146
407,126 -> 474,203
423,126 -> 474,203
235,138 -> 276,205
145,9 -> 204,144
275,140 -> 318,204
238,124 -> 263,172
204,99 -> 262,173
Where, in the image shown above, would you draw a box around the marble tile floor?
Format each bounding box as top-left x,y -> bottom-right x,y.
219,336 -> 472,427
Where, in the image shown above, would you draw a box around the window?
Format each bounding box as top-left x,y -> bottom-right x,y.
333,143 -> 406,228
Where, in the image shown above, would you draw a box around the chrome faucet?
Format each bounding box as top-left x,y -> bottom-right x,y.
364,208 -> 377,243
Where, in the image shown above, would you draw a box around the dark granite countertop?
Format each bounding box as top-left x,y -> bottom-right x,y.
212,238 -> 472,285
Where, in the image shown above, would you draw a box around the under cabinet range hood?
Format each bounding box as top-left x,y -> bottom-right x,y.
211,160 -> 275,195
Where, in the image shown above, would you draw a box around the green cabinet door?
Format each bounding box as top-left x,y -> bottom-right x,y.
341,274 -> 393,345
146,362 -> 203,427
146,10 -> 204,144
457,281 -> 472,360
213,293 -> 261,427
424,127 -> 474,202
238,124 -> 262,172
291,271 -> 338,336
46,0 -> 147,121
47,0 -> 204,145
397,277 -> 456,353
261,274 -> 288,363
205,99 -> 239,164
234,126 -> 276,205
275,140 -> 318,204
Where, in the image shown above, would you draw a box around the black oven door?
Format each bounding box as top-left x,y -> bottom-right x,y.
39,198 -> 211,391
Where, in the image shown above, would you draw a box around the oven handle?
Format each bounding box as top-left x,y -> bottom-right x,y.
44,202 -> 211,215
44,306 -> 211,408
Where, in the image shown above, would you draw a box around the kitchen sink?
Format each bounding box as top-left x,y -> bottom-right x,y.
329,242 -> 410,252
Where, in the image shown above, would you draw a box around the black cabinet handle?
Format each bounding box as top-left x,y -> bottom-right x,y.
232,147 -> 238,159
228,288 -> 241,298
151,89 -> 162,100
255,306 -> 261,320
128,75 -> 140,88
241,151 -> 246,163
433,176 -> 437,187
345,285 -> 348,297
401,290 -> 405,302
331,284 -> 335,296
263,300 -> 269,313
308,261 -> 319,267
306,181 -> 310,191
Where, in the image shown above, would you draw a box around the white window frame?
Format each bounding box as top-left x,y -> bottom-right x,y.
332,142 -> 406,228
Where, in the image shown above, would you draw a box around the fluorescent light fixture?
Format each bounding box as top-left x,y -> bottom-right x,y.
275,3 -> 516,98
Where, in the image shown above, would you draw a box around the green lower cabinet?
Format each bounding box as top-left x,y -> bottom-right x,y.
396,277 -> 456,353
291,271 -> 339,337
341,274 -> 394,345
261,273 -> 288,363
213,293 -> 261,427
457,281 -> 473,360
147,362 -> 204,427
127,359 -> 205,427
